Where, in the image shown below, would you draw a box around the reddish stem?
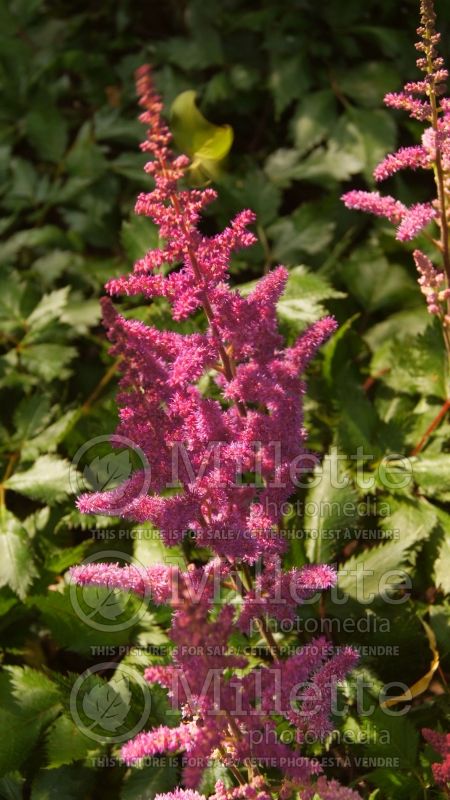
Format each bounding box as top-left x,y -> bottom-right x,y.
410,398 -> 450,456
362,368 -> 390,392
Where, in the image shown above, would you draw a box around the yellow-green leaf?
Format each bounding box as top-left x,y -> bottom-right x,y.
170,90 -> 233,181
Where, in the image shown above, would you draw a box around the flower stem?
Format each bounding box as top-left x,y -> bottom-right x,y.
410,397 -> 450,455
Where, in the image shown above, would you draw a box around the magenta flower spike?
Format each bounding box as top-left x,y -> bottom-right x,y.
70,65 -> 360,800
342,0 -> 450,358
75,65 -> 338,563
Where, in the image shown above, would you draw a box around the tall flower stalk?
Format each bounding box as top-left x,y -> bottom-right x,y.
71,66 -> 360,800
343,0 -> 450,385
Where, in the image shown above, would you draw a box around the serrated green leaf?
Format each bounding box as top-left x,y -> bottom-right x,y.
21,409 -> 78,461
13,395 -> 51,442
6,666 -> 62,714
434,533 -> 450,595
5,455 -> 72,502
0,511 -> 38,599
0,671 -> 61,777
46,715 -> 97,768
82,682 -> 130,732
338,497 -> 438,602
371,323 -> 448,399
276,265 -> 344,332
18,343 -> 77,381
408,455 -> 450,501
121,763 -> 178,800
339,245 -> 418,313
304,450 -> 360,563
26,288 -> 69,332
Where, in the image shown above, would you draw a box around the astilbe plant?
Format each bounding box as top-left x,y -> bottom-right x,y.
70,66 -> 360,800
342,0 -> 450,379
422,728 -> 450,789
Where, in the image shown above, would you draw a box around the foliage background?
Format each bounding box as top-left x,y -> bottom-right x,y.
0,0 -> 449,797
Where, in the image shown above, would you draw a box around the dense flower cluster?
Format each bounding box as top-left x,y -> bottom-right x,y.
75,65 -> 338,563
423,728 -> 450,787
342,0 -> 450,329
70,65 -> 360,800
120,571 -> 358,788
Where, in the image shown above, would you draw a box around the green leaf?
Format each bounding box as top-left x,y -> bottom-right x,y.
291,90 -> 337,156
374,320 -> 448,398
339,245 -> 418,312
347,108 -> 396,182
13,395 -> 52,442
121,763 -> 178,800
26,288 -> 69,333
434,529 -> 450,595
304,450 -> 360,563
121,216 -> 160,263
21,409 -> 78,461
65,122 -> 107,180
18,343 -> 77,381
30,766 -> 95,799
269,201 -> 336,263
133,522 -> 185,568
269,52 -> 311,117
26,102 -> 68,163
265,148 -> 301,188
0,511 -> 38,599
219,169 -> 281,227
30,587 -> 142,653
5,455 -> 73,502
407,455 -> 450,501
46,714 -> 97,768
275,265 -> 345,332
336,61 -> 400,108
83,451 -> 133,492
0,671 -> 61,777
0,271 -> 28,333
362,770 -> 421,800
6,666 -> 62,714
170,90 -> 233,179
362,706 -> 419,769
338,497 -> 438,602
0,773 -> 25,800
199,761 -> 233,796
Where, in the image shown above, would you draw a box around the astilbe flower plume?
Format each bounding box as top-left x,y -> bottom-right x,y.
342,0 -> 450,348
76,65 -> 337,562
422,728 -> 450,787
70,65 -> 360,799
